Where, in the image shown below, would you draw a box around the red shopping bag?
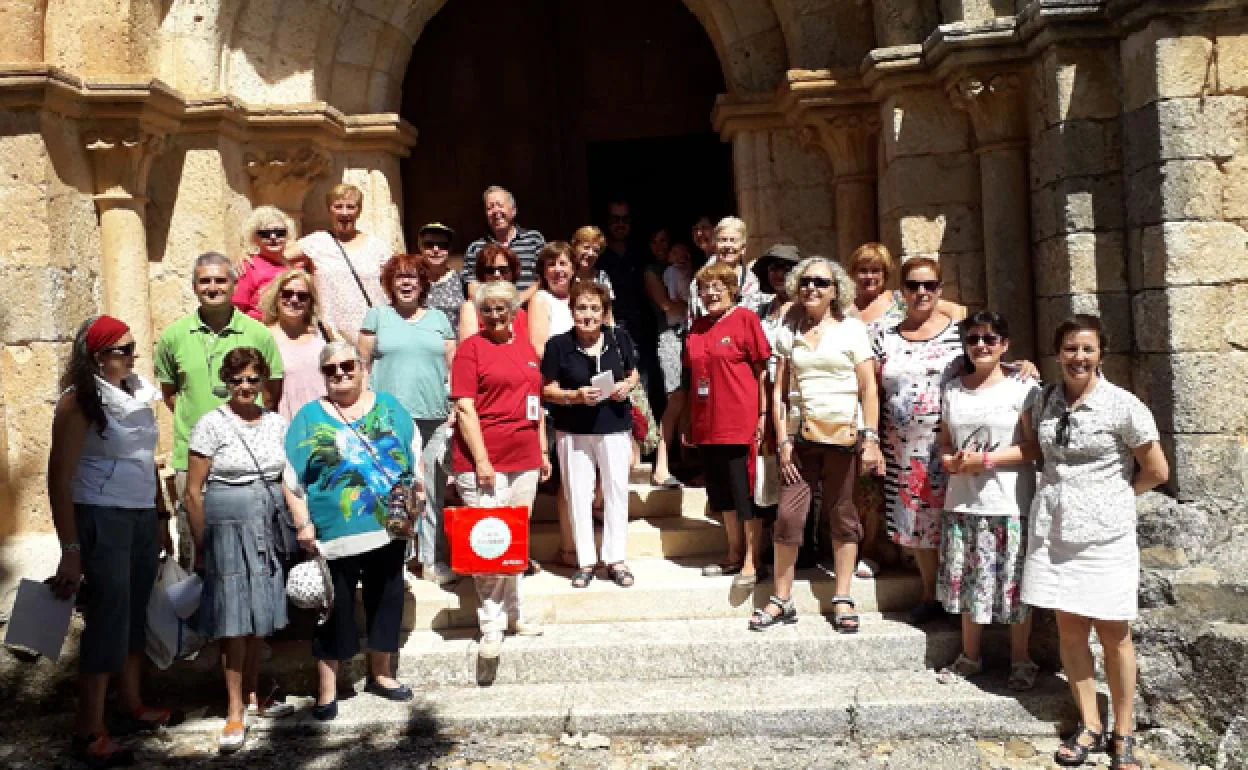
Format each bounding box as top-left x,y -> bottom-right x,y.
444,506 -> 529,575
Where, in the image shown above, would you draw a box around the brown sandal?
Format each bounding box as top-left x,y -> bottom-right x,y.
607,564 -> 635,587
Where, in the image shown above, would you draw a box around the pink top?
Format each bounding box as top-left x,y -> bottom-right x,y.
271,328 -> 328,423
232,256 -> 288,321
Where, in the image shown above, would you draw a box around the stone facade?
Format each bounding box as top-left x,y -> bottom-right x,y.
0,0 -> 1246,759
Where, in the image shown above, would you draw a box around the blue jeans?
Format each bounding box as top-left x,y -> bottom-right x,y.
75,504 -> 159,673
414,418 -> 451,566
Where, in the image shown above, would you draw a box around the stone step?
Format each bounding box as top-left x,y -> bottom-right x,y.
402,559 -> 924,631
529,485 -> 707,521
528,511 -> 726,561
164,669 -> 1073,739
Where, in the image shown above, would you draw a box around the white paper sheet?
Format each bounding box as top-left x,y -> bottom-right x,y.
4,579 -> 74,661
589,371 -> 615,402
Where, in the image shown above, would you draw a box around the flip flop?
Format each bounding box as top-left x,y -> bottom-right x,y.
651,475 -> 684,489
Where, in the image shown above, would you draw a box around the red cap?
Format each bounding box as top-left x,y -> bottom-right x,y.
85,315 -> 130,353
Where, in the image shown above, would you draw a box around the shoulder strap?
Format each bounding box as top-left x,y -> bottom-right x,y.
327,398 -> 398,488
316,320 -> 335,343
215,406 -> 286,511
332,237 -> 373,308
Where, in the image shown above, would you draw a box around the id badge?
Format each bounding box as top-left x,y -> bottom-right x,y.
696,377 -> 710,400
525,394 -> 541,421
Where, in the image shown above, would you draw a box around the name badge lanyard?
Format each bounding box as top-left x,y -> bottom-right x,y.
203,327 -> 229,398
496,337 -> 540,421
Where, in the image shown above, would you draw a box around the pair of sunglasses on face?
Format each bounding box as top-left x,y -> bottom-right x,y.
798,276 -> 834,289
99,341 -> 137,357
227,375 -> 263,386
320,359 -> 358,378
903,279 -> 941,292
964,333 -> 1002,346
256,228 -> 287,239
280,289 -> 311,302
483,264 -> 512,276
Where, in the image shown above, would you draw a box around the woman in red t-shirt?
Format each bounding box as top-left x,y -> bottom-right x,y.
456,243 -> 530,342
450,281 -> 552,661
680,261 -> 771,586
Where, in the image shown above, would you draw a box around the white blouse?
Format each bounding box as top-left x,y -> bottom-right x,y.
72,374 -> 161,509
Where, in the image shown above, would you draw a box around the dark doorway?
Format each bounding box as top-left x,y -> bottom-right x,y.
400,0 -> 732,251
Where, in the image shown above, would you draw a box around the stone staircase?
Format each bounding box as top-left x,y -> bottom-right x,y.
150,466 -> 1073,740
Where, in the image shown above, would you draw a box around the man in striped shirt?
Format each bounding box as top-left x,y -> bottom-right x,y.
462,185 -> 546,303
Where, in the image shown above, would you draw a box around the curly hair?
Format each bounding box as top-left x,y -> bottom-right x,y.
694,261 -> 740,300
379,253 -> 432,306
219,346 -> 271,383
536,241 -> 574,291
568,280 -> 612,317
786,257 -> 855,320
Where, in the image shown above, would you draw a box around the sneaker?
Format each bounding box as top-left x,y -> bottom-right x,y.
479,631 -> 503,659
424,562 -> 457,586
509,620 -> 545,637
218,720 -> 247,754
246,699 -> 296,719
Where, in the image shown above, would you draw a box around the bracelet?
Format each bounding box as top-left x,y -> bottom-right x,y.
982,451 -> 996,470
779,438 -> 794,449
859,428 -> 880,443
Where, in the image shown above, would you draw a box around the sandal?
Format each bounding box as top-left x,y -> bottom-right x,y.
1054,723 -> 1107,767
71,732 -> 135,768
651,475 -> 683,489
115,704 -> 183,735
702,562 -> 743,577
607,564 -> 635,587
570,568 -> 595,588
1007,660 -> 1040,691
749,595 -> 797,631
936,653 -> 983,683
1108,732 -> 1142,770
830,595 -> 860,634
218,719 -> 247,754
854,558 -> 879,579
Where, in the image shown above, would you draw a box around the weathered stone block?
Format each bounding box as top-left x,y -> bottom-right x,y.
1041,43 -> 1123,125
1224,154 -> 1248,220
1030,120 -> 1122,188
1034,232 -> 1126,296
1125,97 -> 1247,171
1134,221 -> 1248,288
882,90 -> 971,161
956,251 -> 986,305
1054,174 -> 1125,233
0,267 -> 99,344
1168,432 -> 1248,501
0,344 -> 71,411
895,206 -> 981,254
1133,285 -> 1241,353
1127,161 -> 1227,227
1134,352 -> 1248,433
1034,292 -> 1131,356
1215,18 -> 1248,96
1120,20 -> 1215,112
778,183 -> 834,233
882,154 -> 979,207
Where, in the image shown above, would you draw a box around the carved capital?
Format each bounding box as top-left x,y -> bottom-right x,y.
244,146 -> 331,219
947,72 -> 1027,148
83,126 -> 167,203
798,110 -> 880,179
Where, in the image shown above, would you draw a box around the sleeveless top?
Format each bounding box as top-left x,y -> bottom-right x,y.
72,373 -> 161,509
538,289 -> 574,337
271,327 -> 327,423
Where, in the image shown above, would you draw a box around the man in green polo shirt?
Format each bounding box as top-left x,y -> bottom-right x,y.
155,251 -> 284,565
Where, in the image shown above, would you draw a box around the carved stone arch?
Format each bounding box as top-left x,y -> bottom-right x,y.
770,0 -> 874,72
220,0 -> 347,103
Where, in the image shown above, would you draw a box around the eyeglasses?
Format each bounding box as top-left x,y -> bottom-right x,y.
421,240 -> 450,252
798,276 -> 833,289
903,279 -> 941,292
320,359 -> 358,378
280,289 -> 311,303
697,282 -> 730,296
100,341 -> 137,357
1055,411 -> 1073,447
256,228 -> 287,239
483,264 -> 512,276
608,215 -> 631,224
965,333 -> 1002,346
227,375 -> 263,386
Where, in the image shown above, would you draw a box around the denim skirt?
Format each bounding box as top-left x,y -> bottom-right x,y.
195,479 -> 289,639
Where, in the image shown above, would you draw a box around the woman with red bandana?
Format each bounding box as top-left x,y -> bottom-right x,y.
48,315 -> 180,767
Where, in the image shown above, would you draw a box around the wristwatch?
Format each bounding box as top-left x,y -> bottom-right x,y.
860,428 -> 880,443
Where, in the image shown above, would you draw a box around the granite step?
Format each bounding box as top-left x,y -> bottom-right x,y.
529,485 -> 707,521
401,559 -> 924,631
528,511 -> 726,561
164,669 -> 1073,739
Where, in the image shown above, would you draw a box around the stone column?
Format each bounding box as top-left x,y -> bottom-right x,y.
948,72 -> 1035,359
244,147 -> 331,232
85,127 -> 166,376
800,111 -> 880,264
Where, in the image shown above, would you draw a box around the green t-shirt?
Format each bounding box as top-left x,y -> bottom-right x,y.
154,309 -> 285,470
361,305 -> 453,420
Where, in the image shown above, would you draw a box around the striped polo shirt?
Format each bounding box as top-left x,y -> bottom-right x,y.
462,226 -> 547,291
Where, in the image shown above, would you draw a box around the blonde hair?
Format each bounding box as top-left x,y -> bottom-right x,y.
571,225 -> 605,252
695,261 -> 740,300
260,268 -> 323,327
714,215 -> 748,242
241,205 -> 298,260
847,242 -> 896,280
325,183 -> 364,210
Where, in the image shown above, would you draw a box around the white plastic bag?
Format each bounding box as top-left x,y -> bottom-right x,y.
145,559 -> 206,669
754,453 -> 779,508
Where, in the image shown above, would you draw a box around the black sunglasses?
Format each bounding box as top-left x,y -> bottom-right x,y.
904,279 -> 941,292
965,333 -> 1002,346
422,240 -> 450,251
100,341 -> 137,357
1056,411 -> 1073,447
280,289 -> 311,302
228,375 -> 263,386
256,228 -> 287,239
320,360 -> 358,378
799,275 -> 834,289
483,264 -> 512,276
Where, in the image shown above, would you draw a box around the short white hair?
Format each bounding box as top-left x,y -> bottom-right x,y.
192,252 -> 236,286
482,185 -> 516,210
714,216 -> 748,242
241,205 -> 298,257
474,281 -> 518,312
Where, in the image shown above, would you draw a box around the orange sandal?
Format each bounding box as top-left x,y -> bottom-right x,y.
71,731 -> 135,768
218,719 -> 247,754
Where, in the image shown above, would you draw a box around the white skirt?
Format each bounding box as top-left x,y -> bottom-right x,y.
1021,531 -> 1139,621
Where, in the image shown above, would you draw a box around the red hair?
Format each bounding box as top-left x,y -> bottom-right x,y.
379,253 -> 432,305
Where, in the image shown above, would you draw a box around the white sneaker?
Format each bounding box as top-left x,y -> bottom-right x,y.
479,631 -> 504,659
425,562 -> 457,586
218,721 -> 247,754
509,620 -> 545,637
246,699 -> 295,719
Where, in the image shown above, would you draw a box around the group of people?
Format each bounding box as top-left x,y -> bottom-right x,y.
46,182 -> 1167,770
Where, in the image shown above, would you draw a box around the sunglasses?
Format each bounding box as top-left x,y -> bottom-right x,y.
904,279 -> 941,292
100,341 -> 137,357
799,276 -> 834,289
256,228 -> 287,239
320,359 -> 358,378
483,264 -> 512,276
421,240 -> 450,251
965,333 -> 1002,346
1056,411 -> 1073,447
228,375 -> 263,386
608,215 -> 631,224
280,289 -> 311,303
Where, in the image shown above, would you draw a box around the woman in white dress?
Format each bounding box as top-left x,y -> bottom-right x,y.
1021,314 -> 1168,770
528,241 -> 576,360
289,183 -> 391,345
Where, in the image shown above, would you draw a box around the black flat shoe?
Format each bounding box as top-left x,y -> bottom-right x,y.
364,679 -> 414,702
311,700 -> 338,721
